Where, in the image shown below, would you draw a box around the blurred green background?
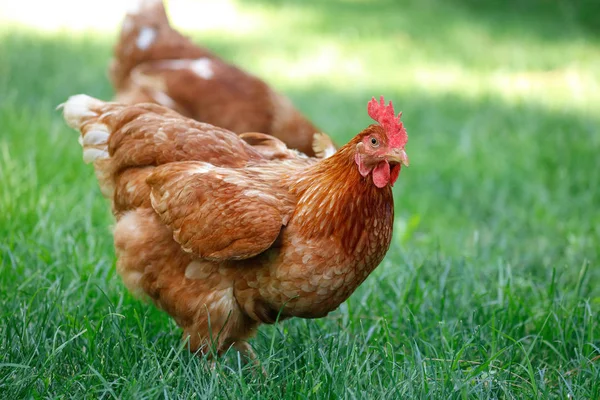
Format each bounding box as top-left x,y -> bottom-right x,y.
0,0 -> 598,398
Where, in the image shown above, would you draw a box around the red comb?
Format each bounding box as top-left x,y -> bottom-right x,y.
367,96 -> 407,148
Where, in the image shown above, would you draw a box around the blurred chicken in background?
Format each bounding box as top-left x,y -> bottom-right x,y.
109,0 -> 336,157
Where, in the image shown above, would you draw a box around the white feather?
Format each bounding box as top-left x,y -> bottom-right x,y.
136,27 -> 157,50
190,58 -> 214,79
83,129 -> 109,146
62,94 -> 102,129
83,148 -> 109,164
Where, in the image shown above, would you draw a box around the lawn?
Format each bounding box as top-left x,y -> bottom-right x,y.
1,0 -> 599,398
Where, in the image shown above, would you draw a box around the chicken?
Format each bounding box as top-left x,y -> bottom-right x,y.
61,94 -> 409,362
109,0 -> 335,157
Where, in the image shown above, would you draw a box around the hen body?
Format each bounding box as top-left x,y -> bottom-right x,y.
62,95 -> 406,359
110,0 -> 334,157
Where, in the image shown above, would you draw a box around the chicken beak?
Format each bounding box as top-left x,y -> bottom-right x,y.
386,148 -> 409,167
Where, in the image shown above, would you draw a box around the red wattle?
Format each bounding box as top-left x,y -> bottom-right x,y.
390,163 -> 401,186
372,160 -> 390,188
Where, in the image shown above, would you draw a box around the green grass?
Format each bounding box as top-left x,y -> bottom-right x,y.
1,0 -> 599,398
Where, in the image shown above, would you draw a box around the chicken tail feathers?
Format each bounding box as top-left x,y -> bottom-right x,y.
312,133 -> 337,159
62,95 -> 110,163
61,95 -> 116,197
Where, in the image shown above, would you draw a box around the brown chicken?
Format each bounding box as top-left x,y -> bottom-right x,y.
61,94 -> 409,362
109,0 -> 335,157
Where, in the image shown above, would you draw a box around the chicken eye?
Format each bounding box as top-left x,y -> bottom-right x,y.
370,137 -> 379,147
